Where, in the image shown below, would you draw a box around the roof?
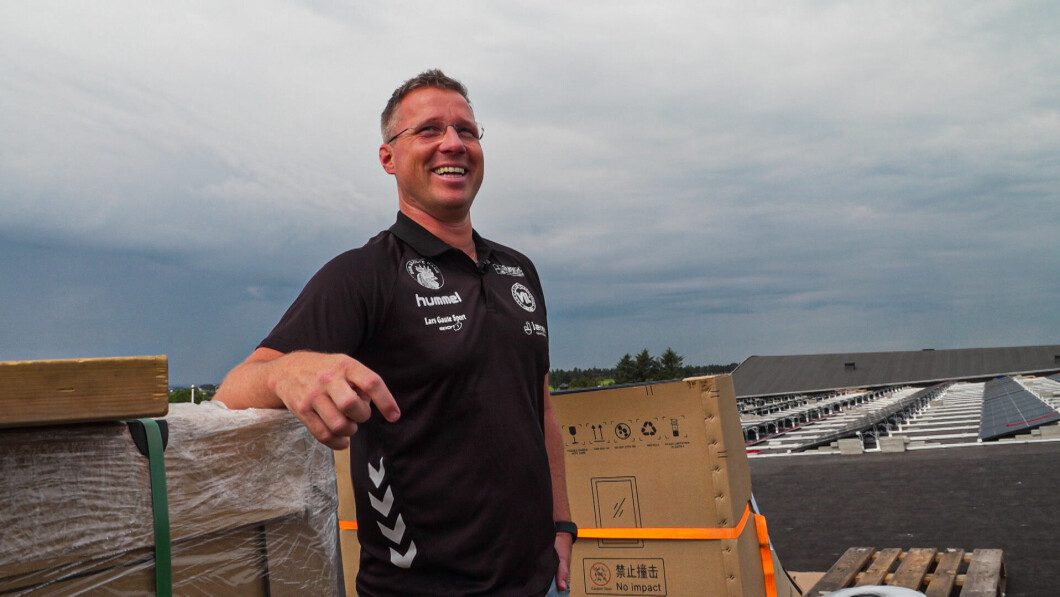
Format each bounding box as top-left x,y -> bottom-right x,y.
732,344 -> 1060,398
749,441 -> 1060,596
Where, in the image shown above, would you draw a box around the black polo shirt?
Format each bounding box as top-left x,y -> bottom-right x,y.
260,212 -> 556,596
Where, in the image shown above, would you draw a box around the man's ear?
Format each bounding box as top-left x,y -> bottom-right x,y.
379,144 -> 396,175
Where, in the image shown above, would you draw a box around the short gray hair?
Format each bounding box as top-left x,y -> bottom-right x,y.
380,69 -> 472,141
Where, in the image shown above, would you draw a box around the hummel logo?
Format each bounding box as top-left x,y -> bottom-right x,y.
368,457 -> 385,487
378,514 -> 407,544
370,486 -> 394,517
390,541 -> 417,569
415,291 -> 462,308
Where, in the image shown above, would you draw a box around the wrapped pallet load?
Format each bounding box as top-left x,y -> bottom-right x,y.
0,402 -> 339,595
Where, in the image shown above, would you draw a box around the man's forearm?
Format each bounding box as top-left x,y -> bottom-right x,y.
214,349 -> 400,450
543,390 -> 571,521
214,348 -> 286,410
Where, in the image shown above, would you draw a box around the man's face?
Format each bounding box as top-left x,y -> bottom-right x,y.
379,87 -> 484,221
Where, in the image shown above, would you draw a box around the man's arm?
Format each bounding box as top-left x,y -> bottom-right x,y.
543,376 -> 573,591
215,347 -> 400,450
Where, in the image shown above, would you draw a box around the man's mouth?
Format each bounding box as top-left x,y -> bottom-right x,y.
433,166 -> 466,177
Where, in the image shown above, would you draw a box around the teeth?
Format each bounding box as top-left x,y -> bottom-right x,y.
433,166 -> 465,175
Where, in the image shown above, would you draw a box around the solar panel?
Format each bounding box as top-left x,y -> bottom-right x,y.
979,376 -> 1060,441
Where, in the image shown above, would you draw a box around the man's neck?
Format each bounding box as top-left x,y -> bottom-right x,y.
399,204 -> 477,262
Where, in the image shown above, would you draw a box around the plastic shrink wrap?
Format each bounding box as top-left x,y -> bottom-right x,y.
0,402 -> 340,595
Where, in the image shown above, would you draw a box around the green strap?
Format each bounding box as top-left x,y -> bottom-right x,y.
139,418 -> 173,596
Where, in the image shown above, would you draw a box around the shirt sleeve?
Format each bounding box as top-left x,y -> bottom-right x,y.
259,248 -> 393,356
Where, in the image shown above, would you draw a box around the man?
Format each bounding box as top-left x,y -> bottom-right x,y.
215,70 -> 573,596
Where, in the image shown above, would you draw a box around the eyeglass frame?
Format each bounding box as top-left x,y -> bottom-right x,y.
385,121 -> 485,144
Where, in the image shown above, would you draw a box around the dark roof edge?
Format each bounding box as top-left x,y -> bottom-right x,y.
739,343 -> 1060,361
735,367 -> 1060,399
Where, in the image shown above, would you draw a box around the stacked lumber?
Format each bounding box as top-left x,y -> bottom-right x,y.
0,356 -> 168,427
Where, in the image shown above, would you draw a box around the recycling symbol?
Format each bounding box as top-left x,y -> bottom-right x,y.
641,421 -> 657,436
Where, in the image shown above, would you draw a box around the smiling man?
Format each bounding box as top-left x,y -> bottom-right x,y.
215,70 -> 573,596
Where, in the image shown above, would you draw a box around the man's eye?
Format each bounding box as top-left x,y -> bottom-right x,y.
415,125 -> 444,137
455,126 -> 477,139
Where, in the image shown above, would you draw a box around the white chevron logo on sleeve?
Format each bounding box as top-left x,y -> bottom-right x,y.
367,457 -> 385,488
389,540 -> 417,569
369,486 -> 394,517
377,514 -> 406,544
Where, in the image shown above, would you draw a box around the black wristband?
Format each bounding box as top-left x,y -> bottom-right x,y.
554,520 -> 578,543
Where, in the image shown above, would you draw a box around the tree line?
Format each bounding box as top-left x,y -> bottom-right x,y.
168,384 -> 217,404
550,348 -> 738,390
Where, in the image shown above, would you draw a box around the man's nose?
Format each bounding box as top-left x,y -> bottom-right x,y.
438,125 -> 467,152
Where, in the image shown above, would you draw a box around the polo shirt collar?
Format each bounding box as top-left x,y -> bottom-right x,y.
389,211 -> 493,260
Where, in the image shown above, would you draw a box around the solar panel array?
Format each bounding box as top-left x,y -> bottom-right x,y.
978,376 -> 1060,441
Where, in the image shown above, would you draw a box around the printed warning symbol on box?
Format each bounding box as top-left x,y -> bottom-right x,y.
582,558 -> 667,596
591,476 -> 642,548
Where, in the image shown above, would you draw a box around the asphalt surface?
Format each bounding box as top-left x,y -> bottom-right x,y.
748,441 -> 1060,596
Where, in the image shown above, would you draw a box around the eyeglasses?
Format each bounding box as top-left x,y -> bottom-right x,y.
386,121 -> 484,144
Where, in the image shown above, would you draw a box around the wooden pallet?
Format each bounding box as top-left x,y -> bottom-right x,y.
805,547 -> 1005,597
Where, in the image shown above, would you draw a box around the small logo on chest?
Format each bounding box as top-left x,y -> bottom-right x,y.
406,259 -> 443,289
493,263 -> 524,277
511,283 -> 537,312
523,321 -> 547,337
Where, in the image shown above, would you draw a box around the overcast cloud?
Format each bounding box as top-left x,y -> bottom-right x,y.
2,2 -> 1057,384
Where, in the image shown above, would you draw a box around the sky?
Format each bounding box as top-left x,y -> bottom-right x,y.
2,2 -> 1058,385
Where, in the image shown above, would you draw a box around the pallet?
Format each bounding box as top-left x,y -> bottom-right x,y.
805,547 -> 1005,597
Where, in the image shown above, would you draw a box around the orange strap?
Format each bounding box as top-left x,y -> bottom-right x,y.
338,503 -> 777,597
342,508 -> 754,540
577,503 -> 752,540
753,511 -> 778,597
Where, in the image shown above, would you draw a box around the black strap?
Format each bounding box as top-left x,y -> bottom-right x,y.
554,520 -> 578,543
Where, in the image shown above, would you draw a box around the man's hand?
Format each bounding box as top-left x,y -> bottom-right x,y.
268,351 -> 401,449
216,348 -> 400,450
554,532 -> 573,592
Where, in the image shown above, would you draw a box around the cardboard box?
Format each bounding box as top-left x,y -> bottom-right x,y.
0,403 -> 339,595
336,447 -> 361,596
332,376 -> 800,596
552,376 -> 800,597
0,355 -> 169,428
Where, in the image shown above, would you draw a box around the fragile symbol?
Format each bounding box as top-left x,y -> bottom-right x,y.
615,423 -> 632,440
641,421 -> 657,436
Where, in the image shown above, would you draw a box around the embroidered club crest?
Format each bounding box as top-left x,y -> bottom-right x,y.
406,259 -> 443,290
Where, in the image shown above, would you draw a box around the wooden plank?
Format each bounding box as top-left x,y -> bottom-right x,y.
889,547 -> 937,590
855,547 -> 902,586
960,549 -> 1005,597
805,547 -> 875,596
854,548 -> 901,586
0,356 -> 168,428
925,549 -> 965,597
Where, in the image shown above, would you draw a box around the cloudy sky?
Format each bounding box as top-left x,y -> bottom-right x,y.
2,2 -> 1057,385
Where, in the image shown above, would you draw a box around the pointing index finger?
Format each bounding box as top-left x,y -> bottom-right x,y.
344,360 -> 400,422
